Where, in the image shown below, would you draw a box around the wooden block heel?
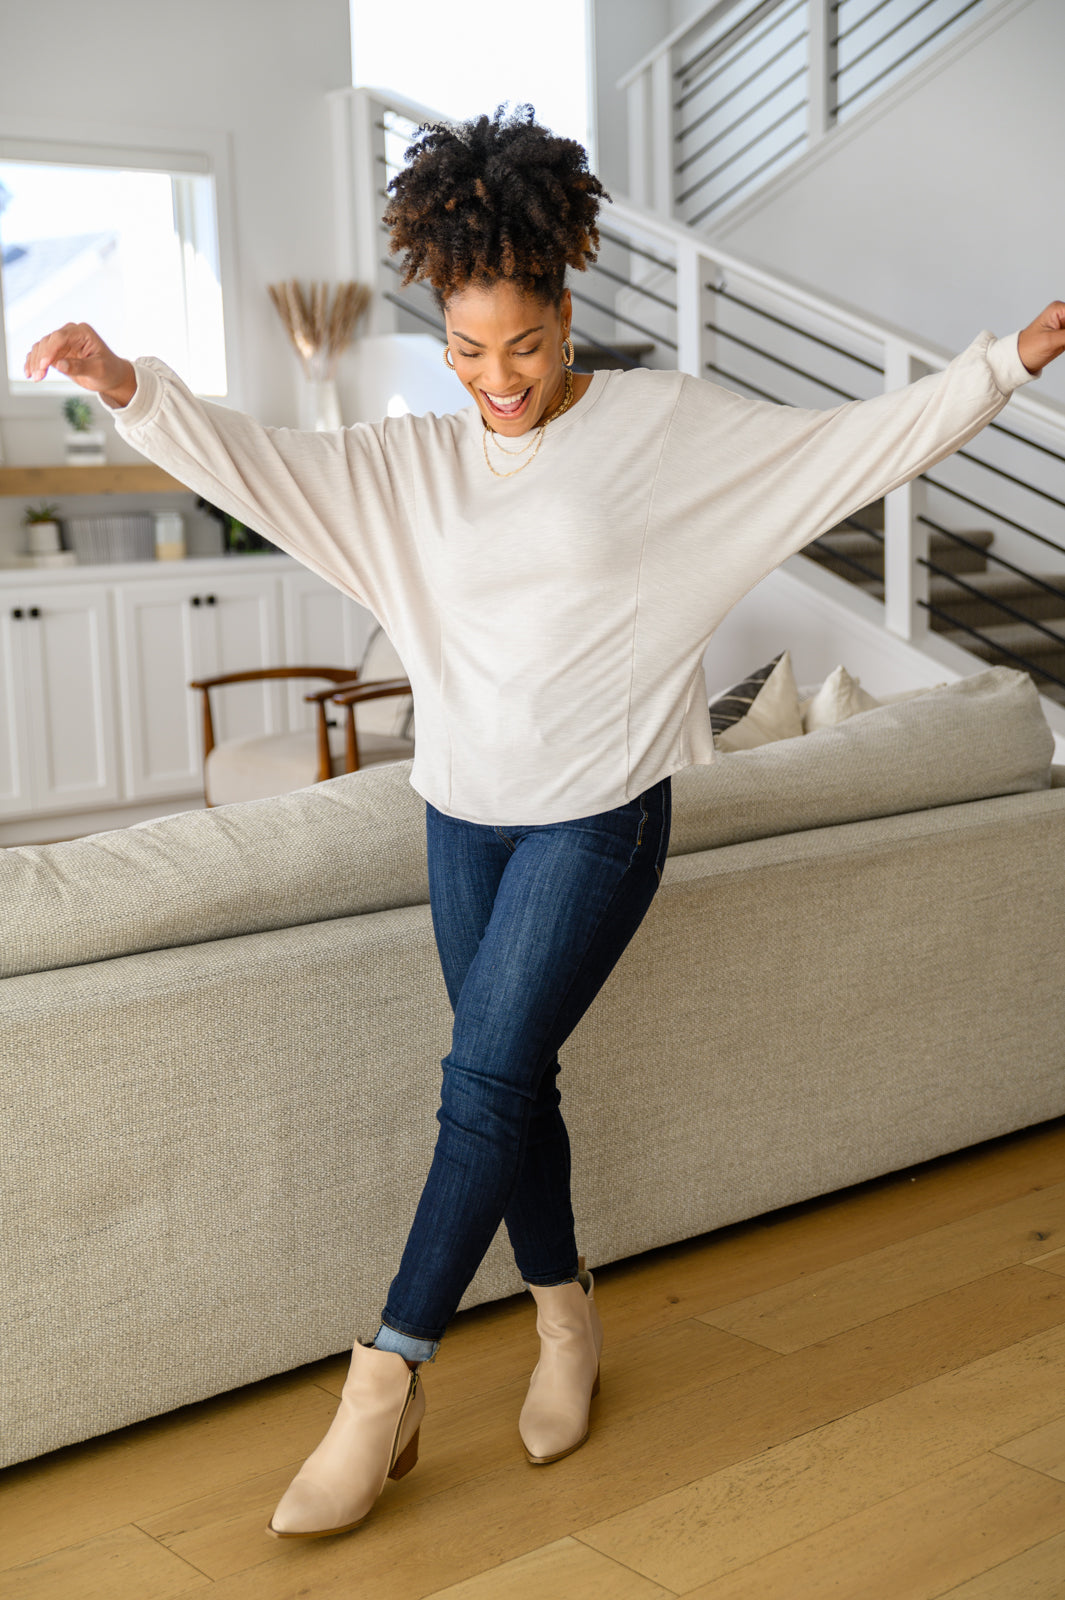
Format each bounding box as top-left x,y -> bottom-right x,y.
389,1426 -> 420,1480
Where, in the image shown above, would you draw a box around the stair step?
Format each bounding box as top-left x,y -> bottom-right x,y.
843,499 -> 885,530
928,570 -> 1065,627
942,619 -> 1065,656
940,621 -> 1065,691
807,526 -> 993,580
574,340 -> 654,371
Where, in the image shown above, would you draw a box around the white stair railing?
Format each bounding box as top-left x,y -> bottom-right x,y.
330,86 -> 1065,728
620,0 -> 999,228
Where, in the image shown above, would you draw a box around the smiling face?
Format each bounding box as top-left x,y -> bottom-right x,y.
443,280 -> 572,436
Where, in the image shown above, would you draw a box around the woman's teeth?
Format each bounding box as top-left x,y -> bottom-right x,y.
484,389 -> 530,413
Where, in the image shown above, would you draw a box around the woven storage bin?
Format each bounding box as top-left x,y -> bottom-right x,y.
66,514 -> 154,564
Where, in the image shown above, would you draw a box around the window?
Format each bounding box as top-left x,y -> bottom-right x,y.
0,142 -> 228,397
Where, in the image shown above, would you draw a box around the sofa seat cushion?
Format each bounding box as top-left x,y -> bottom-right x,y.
669,666 -> 1054,857
206,729 -> 415,805
2,760 -> 429,980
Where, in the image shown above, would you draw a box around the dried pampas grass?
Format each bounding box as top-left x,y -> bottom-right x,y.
267,280 -> 372,378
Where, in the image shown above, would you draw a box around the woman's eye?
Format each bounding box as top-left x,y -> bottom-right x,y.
458,345 -> 539,359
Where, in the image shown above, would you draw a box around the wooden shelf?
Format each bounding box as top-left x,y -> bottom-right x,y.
0,464 -> 189,497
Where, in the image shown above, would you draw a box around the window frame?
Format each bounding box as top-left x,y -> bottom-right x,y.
0,118 -> 242,418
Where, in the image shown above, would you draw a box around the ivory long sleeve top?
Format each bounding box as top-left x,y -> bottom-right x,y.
110,332 -> 1033,825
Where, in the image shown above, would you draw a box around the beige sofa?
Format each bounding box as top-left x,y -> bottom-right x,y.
3,665 -> 1064,1467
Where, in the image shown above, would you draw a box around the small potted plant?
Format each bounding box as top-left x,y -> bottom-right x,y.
62,395 -> 107,465
22,501 -> 63,557
195,496 -> 275,555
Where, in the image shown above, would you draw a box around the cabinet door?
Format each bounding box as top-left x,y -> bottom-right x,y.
114,579 -> 204,799
114,572 -> 284,801
17,585 -> 121,814
281,569 -> 375,732
0,606 -> 35,816
196,573 -> 286,746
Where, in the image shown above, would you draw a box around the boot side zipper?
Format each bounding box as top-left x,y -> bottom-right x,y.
389,1368 -> 419,1470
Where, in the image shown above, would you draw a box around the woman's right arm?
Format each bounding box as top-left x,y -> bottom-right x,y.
23,323 -> 410,610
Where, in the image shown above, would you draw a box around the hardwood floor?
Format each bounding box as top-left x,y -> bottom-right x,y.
3,1117 -> 1065,1600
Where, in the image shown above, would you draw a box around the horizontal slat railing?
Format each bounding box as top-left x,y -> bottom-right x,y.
334,88 -> 1065,714
620,0 -> 998,226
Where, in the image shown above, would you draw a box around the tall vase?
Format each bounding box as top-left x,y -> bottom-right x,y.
299,376 -> 342,432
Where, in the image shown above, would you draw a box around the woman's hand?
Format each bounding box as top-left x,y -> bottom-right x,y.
23,322 -> 137,408
1017,303 -> 1065,376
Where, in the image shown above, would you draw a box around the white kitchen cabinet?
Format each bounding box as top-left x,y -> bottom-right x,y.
113,570 -> 285,801
281,570 -> 376,731
0,556 -> 373,834
0,583 -> 120,817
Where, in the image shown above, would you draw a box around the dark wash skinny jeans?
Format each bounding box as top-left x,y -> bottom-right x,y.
377,778 -> 672,1360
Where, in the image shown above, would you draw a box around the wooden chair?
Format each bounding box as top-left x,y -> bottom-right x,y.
189,626 -> 413,806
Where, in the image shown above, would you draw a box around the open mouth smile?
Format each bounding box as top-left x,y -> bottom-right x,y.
481,387 -> 533,421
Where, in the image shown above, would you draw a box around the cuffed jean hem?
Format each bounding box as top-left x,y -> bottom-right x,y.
521,1270 -> 581,1288
374,1322 -> 439,1364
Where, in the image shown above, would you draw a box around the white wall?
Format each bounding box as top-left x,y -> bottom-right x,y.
713,0 -> 1065,406
0,0 -> 351,559
588,0 -> 670,195
351,0 -> 590,147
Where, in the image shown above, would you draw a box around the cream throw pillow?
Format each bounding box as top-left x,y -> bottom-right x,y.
799,666 -> 952,731
800,664 -> 880,732
711,649 -> 804,751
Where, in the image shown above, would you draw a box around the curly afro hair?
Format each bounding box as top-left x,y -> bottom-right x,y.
383,104 -> 609,306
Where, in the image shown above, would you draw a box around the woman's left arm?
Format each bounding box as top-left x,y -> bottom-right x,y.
666,303 -> 1065,592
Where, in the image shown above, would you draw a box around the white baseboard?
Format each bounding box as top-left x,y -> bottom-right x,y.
1,794 -> 206,847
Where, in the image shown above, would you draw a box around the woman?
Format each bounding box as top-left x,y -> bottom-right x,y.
26,107 -> 1065,1541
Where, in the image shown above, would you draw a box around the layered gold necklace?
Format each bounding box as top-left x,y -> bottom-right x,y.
482,371 -> 575,479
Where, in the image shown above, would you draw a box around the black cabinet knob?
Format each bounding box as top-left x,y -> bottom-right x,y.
28,606 -> 40,619
12,608 -> 22,620
191,595 -> 202,607
205,594 -> 217,606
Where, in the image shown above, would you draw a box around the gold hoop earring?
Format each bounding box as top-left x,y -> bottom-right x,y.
561,337 -> 575,369
443,346 -> 456,369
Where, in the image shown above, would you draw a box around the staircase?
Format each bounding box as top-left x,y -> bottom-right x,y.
808,507 -> 1065,707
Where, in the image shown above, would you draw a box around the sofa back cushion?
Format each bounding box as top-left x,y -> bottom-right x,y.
2,759 -> 429,979
2,666 -> 1052,979
669,665 -> 1054,856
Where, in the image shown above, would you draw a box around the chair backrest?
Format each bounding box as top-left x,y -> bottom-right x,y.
359,626 -> 414,738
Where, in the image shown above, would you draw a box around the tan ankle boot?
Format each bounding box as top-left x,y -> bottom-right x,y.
267,1340 -> 425,1538
519,1262 -> 603,1465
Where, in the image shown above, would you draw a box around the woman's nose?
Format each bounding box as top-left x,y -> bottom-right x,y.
481,357 -> 518,392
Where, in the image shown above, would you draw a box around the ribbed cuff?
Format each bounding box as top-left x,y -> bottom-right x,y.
99,356 -> 164,429
986,330 -> 1037,393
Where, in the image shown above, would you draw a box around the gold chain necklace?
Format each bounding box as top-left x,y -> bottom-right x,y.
482,371 -> 574,479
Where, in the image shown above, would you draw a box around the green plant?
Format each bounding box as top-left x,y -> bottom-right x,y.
62,396 -> 94,432
23,501 -> 60,525
195,496 -> 274,555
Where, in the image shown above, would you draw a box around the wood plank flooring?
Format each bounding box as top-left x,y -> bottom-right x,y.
3,1116 -> 1065,1600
